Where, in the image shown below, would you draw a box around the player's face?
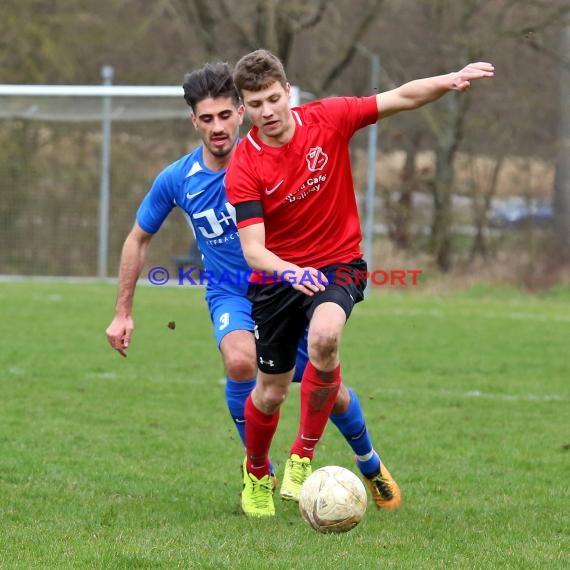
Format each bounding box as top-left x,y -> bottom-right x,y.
191,96 -> 244,161
241,81 -> 294,145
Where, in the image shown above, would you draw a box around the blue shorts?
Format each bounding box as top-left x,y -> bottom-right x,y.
207,292 -> 254,347
206,291 -> 307,382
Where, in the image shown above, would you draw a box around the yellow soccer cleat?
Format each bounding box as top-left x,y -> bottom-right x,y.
363,462 -> 402,510
241,458 -> 275,517
280,454 -> 312,502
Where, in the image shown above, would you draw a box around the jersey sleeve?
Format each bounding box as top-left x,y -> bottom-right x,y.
317,96 -> 378,139
136,165 -> 177,234
225,146 -> 264,228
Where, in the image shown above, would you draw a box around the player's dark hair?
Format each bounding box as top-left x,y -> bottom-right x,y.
233,49 -> 288,94
182,62 -> 240,111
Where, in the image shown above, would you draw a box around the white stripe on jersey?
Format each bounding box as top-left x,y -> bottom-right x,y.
246,132 -> 261,152
185,161 -> 203,178
292,109 -> 302,126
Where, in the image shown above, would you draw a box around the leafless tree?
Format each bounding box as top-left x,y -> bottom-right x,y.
554,23 -> 570,258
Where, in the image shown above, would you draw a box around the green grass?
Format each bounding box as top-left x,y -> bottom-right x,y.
0,281 -> 568,569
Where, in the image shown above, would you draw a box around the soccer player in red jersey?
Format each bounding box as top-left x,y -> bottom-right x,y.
226,49 -> 494,517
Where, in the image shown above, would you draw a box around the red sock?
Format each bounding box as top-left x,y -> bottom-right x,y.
245,395 -> 280,479
290,362 -> 341,460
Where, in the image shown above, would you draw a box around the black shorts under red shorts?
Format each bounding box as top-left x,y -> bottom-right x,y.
248,258 -> 367,374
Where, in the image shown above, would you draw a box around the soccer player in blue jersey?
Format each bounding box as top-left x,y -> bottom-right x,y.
105,62 -> 387,502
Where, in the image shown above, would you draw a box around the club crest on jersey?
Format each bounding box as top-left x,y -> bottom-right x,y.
306,146 -> 328,172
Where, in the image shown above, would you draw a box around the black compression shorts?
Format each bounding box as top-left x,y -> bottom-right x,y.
248,258 -> 368,374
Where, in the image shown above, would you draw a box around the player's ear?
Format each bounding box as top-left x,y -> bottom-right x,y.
190,112 -> 198,130
237,104 -> 245,125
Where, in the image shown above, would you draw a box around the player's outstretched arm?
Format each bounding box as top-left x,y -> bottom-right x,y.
105,222 -> 153,357
376,61 -> 494,119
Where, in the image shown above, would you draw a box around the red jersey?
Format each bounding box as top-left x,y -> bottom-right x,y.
226,95 -> 378,275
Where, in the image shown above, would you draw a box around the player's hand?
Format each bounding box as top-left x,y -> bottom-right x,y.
283,266 -> 328,296
105,315 -> 134,358
451,62 -> 494,92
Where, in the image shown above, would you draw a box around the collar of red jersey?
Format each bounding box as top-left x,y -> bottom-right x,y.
246,109 -> 303,152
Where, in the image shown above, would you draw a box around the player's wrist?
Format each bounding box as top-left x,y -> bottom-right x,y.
114,308 -> 132,319
280,267 -> 300,284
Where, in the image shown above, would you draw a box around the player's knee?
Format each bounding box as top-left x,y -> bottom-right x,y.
308,328 -> 340,365
224,350 -> 257,380
258,383 -> 288,412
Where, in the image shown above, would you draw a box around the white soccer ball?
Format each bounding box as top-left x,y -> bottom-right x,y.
298,466 -> 367,533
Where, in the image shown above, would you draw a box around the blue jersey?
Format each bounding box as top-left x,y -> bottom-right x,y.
137,145 -> 249,298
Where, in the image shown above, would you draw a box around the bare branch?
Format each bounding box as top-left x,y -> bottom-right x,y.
161,0 -> 218,57
500,3 -> 570,36
218,0 -> 257,53
521,37 -> 570,71
292,0 -> 329,33
492,2 -> 570,69
320,0 -> 384,93
190,0 -> 218,57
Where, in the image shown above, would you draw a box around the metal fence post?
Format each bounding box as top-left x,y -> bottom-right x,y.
363,54 -> 380,290
98,65 -> 114,278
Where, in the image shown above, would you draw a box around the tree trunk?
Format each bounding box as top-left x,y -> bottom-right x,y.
430,93 -> 464,272
469,155 -> 504,260
430,163 -> 453,272
554,24 -> 570,259
255,0 -> 278,54
390,132 -> 421,250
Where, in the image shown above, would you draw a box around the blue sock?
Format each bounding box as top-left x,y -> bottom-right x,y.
329,388 -> 381,478
225,377 -> 256,446
293,328 -> 309,382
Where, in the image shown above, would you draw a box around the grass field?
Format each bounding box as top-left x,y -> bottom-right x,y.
0,280 -> 568,569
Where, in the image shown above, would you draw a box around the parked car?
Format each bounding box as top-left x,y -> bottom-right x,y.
488,198 -> 554,228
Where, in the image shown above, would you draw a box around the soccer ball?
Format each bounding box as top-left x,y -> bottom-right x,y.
298,466 -> 367,533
